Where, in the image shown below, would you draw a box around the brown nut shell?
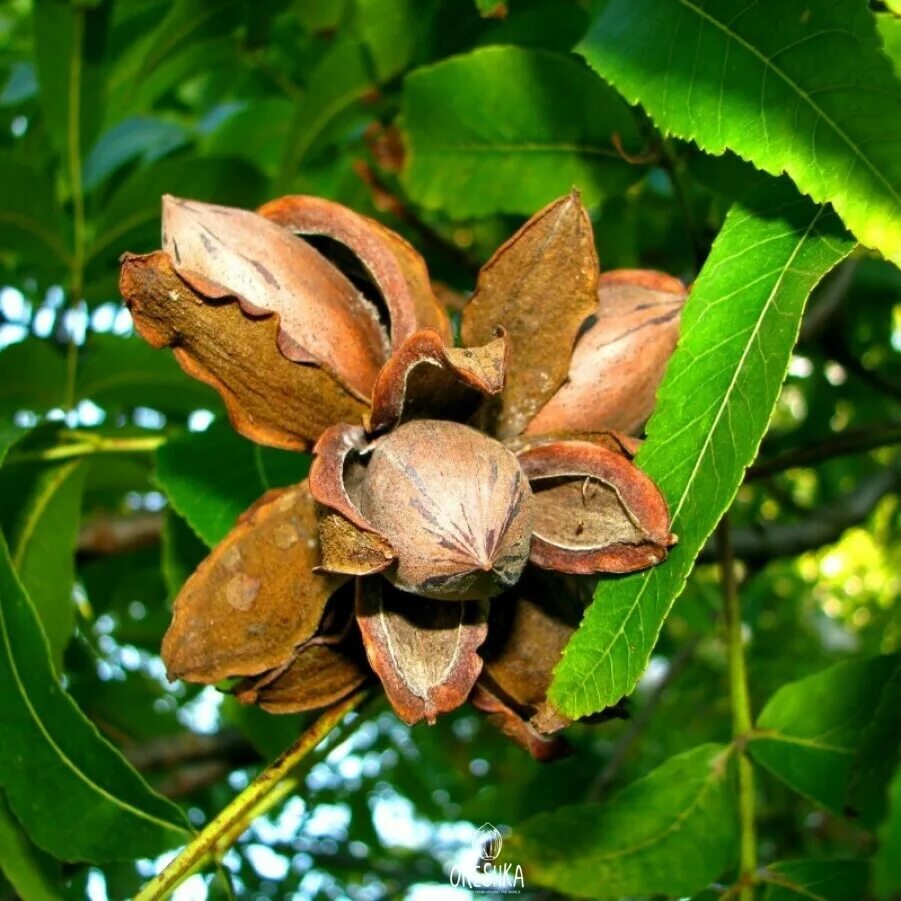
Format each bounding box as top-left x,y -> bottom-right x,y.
358,420 -> 534,601
526,269 -> 686,437
258,194 -> 451,346
162,195 -> 388,399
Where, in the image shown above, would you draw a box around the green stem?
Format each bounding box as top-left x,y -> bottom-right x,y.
134,690 -> 368,901
64,8 -> 86,411
5,435 -> 165,465
718,516 -> 757,899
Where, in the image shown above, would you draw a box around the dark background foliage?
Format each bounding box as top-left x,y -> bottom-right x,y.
0,0 -> 898,899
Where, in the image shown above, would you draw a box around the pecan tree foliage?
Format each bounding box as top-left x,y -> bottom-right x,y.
120,191 -> 686,760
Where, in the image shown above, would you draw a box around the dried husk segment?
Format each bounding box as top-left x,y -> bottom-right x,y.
161,482 -> 345,683
356,579 -> 488,725
258,194 -> 451,346
461,191 -> 599,439
120,252 -> 368,450
517,439 -> 675,574
162,195 -> 389,399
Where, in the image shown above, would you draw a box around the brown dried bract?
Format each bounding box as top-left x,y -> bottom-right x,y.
526,269 -> 686,436
469,685 -> 571,761
235,640 -> 370,714
461,191 -> 598,438
480,571 -> 582,722
517,439 -> 675,574
259,195 -> 451,347
161,482 -> 346,683
162,196 -> 388,398
120,252 -> 368,451
356,580 -> 487,725
309,424 -> 396,576
367,328 -> 508,434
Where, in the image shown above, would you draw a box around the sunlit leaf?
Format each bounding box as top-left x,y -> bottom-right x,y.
401,46 -> 643,217
0,792 -> 60,901
549,180 -> 855,717
578,0 -> 901,263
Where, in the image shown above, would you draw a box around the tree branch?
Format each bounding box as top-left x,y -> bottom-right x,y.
699,468 -> 898,565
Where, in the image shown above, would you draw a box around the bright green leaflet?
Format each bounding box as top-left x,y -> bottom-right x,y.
748,654 -> 901,817
0,535 -> 188,861
578,0 -> 901,264
0,792 -> 59,901
549,180 -> 854,718
401,45 -> 642,217
155,422 -> 311,548
762,859 -> 868,901
506,744 -> 738,898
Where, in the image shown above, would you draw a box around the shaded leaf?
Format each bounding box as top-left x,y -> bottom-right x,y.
875,767 -> 901,899
549,181 -> 854,717
0,792 -> 60,901
0,154 -> 70,269
0,534 -> 188,861
32,0 -> 109,162
0,459 -> 87,667
401,46 -> 643,217
507,744 -> 738,898
762,859 -> 868,901
155,421 -> 311,547
749,654 -> 901,818
578,0 -> 901,263
76,333 -> 219,416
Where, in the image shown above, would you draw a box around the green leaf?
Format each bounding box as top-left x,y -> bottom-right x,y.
0,340 -> 67,418
846,663 -> 901,827
0,154 -> 70,269
578,0 -> 901,264
0,460 -> 87,667
75,333 -> 219,416
86,156 -> 266,266
748,654 -> 901,818
0,424 -> 29,468
353,0 -> 441,83
32,0 -> 110,163
0,533 -> 188,861
155,422 -> 311,547
506,744 -> 738,898
548,180 -> 855,718
875,767 -> 901,898
0,792 -> 60,901
400,46 -> 642,217
762,859 -> 868,901
160,509 -> 207,598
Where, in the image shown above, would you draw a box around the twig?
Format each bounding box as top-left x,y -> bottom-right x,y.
699,468 -> 898,564
5,434 -> 164,465
718,516 -> 757,900
748,422 -> 901,480
588,635 -> 702,800
134,690 -> 368,901
124,729 -> 256,773
78,512 -> 164,556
